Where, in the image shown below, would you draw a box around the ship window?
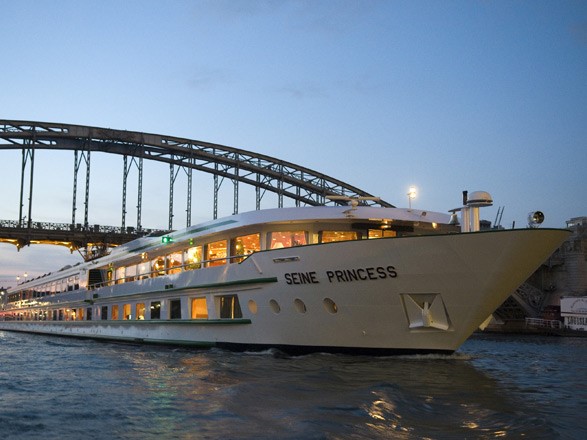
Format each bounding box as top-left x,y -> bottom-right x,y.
319,231 -> 358,243
184,246 -> 203,270
169,299 -> 182,319
248,300 -> 258,315
115,267 -> 125,284
191,297 -> 208,319
218,294 -> 242,319
268,231 -> 307,249
101,306 -> 108,320
136,303 -> 146,320
126,265 -> 137,282
294,298 -> 307,314
138,261 -> 150,280
123,304 -> 131,320
323,298 -> 338,314
269,299 -> 281,314
86,307 -> 92,320
368,229 -> 397,239
78,308 -> 84,321
232,233 -> 261,263
112,305 -> 119,320
167,252 -> 183,274
152,257 -> 166,277
150,301 -> 161,319
206,240 -> 227,267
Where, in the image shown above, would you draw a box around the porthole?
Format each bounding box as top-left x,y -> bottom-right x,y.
323,298 -> 338,314
248,299 -> 258,315
294,298 -> 307,314
269,299 -> 281,314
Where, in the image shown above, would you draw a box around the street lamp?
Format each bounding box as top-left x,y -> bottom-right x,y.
407,186 -> 417,209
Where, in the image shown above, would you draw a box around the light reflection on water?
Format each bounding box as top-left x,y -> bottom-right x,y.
0,331 -> 585,439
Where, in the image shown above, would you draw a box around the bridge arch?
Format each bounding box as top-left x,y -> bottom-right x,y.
0,120 -> 393,259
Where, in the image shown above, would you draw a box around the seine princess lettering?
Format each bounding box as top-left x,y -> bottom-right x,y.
284,265 -> 397,285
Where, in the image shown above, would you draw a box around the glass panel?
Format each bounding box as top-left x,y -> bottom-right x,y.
126,265 -> 137,282
152,257 -> 165,277
319,231 -> 358,243
166,252 -> 183,274
112,305 -> 119,320
123,304 -> 132,320
206,240 -> 227,267
169,299 -> 182,319
218,295 -> 242,319
150,301 -> 161,320
115,267 -> 125,284
191,298 -> 208,319
136,303 -> 146,320
368,229 -> 397,239
232,233 -> 260,263
268,231 -> 307,249
138,261 -> 150,279
184,246 -> 203,270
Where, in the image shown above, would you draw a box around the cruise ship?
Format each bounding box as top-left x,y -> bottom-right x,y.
0,191 -> 570,355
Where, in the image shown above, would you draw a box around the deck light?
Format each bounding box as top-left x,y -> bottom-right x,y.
407,186 -> 417,209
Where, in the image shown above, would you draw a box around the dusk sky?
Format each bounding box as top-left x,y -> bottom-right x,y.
1,0 -> 586,285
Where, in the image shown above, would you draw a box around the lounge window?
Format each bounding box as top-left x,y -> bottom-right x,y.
232,233 -> 261,263
115,266 -> 125,284
184,246 -> 202,270
152,257 -> 166,277
126,265 -> 137,282
268,231 -> 308,249
101,305 -> 108,320
191,297 -> 208,319
112,305 -> 119,320
206,240 -> 227,267
150,301 -> 161,320
218,294 -> 242,319
136,303 -> 146,320
166,252 -> 183,274
86,307 -> 92,320
138,261 -> 150,280
319,231 -> 358,243
169,299 -> 182,319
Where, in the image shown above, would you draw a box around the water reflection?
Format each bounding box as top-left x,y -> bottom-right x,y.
1,332 -> 584,439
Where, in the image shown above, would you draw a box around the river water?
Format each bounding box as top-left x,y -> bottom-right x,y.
0,331 -> 585,440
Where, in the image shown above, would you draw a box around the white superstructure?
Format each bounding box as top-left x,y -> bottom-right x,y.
0,195 -> 570,354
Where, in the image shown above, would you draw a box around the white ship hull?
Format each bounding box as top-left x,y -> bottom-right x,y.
0,227 -> 569,354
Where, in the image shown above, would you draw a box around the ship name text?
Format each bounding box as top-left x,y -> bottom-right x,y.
284,265 -> 397,285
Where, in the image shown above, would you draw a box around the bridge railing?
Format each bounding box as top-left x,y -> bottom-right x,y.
0,219 -> 153,235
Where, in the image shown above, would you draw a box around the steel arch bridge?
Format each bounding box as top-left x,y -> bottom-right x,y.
0,119 -> 393,257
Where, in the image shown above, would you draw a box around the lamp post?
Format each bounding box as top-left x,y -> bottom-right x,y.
407,186 -> 417,209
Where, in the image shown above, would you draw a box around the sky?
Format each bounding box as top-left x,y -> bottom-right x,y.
1,0 -> 586,286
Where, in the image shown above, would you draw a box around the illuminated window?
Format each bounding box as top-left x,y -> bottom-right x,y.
112,305 -> 119,320
123,304 -> 131,320
152,257 -> 166,277
126,265 -> 137,282
115,267 -> 125,284
368,229 -> 397,239
184,246 -> 202,270
268,231 -> 307,249
319,231 -> 358,243
136,303 -> 146,320
166,252 -> 183,274
138,261 -> 150,280
191,297 -> 208,319
150,301 -> 161,320
206,240 -> 227,267
232,233 -> 260,263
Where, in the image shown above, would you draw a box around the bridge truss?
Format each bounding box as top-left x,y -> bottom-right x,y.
0,119 -> 393,259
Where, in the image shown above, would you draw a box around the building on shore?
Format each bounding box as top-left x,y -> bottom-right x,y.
486,216 -> 587,333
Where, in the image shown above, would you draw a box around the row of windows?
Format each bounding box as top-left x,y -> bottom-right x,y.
2,295 -> 341,322
4,295 -> 241,322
